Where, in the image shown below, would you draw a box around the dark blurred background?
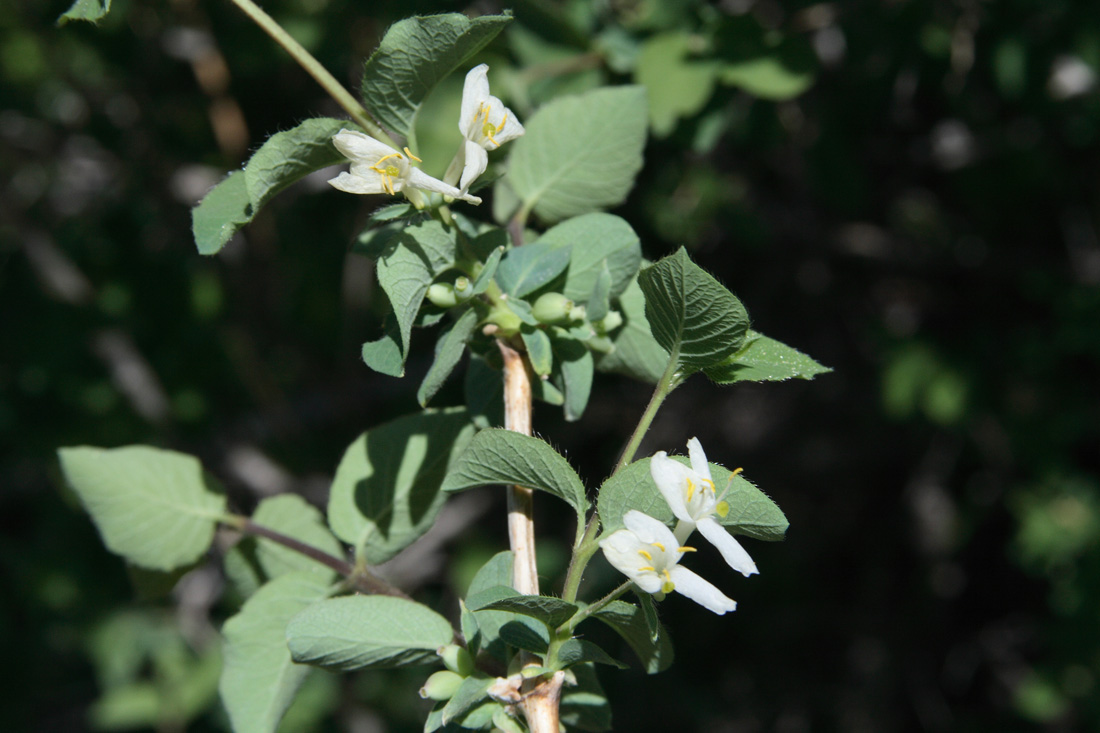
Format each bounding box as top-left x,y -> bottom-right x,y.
3,0 -> 1099,731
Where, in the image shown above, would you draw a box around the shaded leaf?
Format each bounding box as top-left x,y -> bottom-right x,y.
557,639 -> 627,669
418,308 -> 479,407
496,242 -> 573,298
536,214 -> 642,303
703,330 -> 831,383
591,601 -> 673,674
594,273 -> 668,384
466,585 -> 579,629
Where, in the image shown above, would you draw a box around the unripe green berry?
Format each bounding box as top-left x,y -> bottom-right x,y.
532,292 -> 574,325
427,283 -> 458,308
420,670 -> 463,701
437,644 -> 474,677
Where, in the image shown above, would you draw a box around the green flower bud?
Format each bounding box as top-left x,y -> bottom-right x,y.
437,644 -> 475,677
427,283 -> 458,308
419,670 -> 463,701
532,292 -> 574,324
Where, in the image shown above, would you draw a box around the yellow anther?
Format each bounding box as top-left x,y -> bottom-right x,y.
651,542 -> 666,552
732,467 -> 744,477
497,112 -> 508,133
686,479 -> 695,502
403,147 -> 422,162
702,478 -> 715,492
638,565 -> 655,573
374,152 -> 403,166
677,546 -> 696,553
637,549 -> 653,561
660,569 -> 675,595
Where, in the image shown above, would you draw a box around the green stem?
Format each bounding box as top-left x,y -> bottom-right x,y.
560,517 -> 602,604
561,580 -> 632,635
612,348 -> 681,476
225,0 -> 394,145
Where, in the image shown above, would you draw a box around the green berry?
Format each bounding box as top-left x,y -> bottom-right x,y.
420,670 -> 463,701
427,283 -> 458,308
532,292 -> 574,324
437,644 -> 474,677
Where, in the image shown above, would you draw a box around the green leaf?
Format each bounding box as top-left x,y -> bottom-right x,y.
369,219 -> 459,376
362,314 -> 404,377
461,551 -> 513,659
506,86 -> 648,224
57,446 -> 226,571
327,408 -> 476,563
557,639 -> 627,669
536,213 -> 642,302
464,354 -> 504,429
440,676 -> 493,725
287,595 -> 454,670
192,118 -> 350,255
720,54 -> 814,101
466,585 -> 580,629
495,242 -> 573,298
219,573 -> 330,733
553,336 -> 594,422
224,495 -> 343,596
635,32 -> 719,137
418,309 -> 479,407
470,246 -> 505,295
596,456 -> 788,541
586,263 -> 612,322
637,247 -> 749,369
57,0 -> 111,26
560,664 -> 612,731
441,428 -> 588,516
594,273 -> 668,384
703,330 -> 831,383
590,601 -> 673,674
361,13 -> 513,140
521,326 -> 553,377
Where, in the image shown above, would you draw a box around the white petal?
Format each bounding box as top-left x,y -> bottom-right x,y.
599,529 -> 650,577
332,129 -> 396,163
687,437 -> 711,480
486,97 -> 525,144
697,518 -> 758,577
405,167 -> 482,204
622,510 -> 678,547
442,141 -> 466,187
459,140 -> 488,192
633,574 -> 663,594
328,170 -> 386,195
667,566 -> 737,615
650,453 -> 692,521
460,64 -> 491,138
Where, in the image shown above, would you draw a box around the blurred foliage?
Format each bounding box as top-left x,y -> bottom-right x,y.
3,0 -> 1100,731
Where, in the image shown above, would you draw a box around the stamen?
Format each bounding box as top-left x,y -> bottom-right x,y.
637,549 -> 653,561
651,542 -> 666,552
638,565 -> 655,573
677,546 -> 696,553
686,479 -> 695,502
715,500 -> 730,518
660,569 -> 675,595
702,478 -> 715,492
403,147 -> 422,162
496,113 -> 508,134
374,152 -> 402,166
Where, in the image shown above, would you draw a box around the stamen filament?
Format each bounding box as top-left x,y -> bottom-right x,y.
637,549 -> 653,561
403,147 -> 422,162
651,542 -> 666,552
677,546 -> 697,553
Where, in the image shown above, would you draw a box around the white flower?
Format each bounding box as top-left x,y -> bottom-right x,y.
650,438 -> 759,578
328,129 -> 481,208
599,510 -> 737,615
443,64 -> 525,193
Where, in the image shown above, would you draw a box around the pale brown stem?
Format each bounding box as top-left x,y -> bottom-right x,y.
499,339 -> 562,732
498,339 -> 538,595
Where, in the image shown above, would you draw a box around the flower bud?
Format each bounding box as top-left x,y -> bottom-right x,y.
453,276 -> 472,299
596,310 -> 623,333
420,670 -> 464,701
427,283 -> 458,308
532,292 -> 574,324
437,644 -> 474,677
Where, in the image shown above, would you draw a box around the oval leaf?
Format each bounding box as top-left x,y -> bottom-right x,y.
57,445 -> 226,571
536,213 -> 642,302
327,408 -> 476,563
361,13 -> 512,139
441,429 -> 588,516
637,247 -> 749,370
590,601 -> 673,674
193,118 -> 350,255
219,573 -> 331,733
287,595 -> 454,670
506,86 -> 648,224
703,330 -> 831,384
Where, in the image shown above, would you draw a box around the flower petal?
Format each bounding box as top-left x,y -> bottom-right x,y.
687,437 -> 711,480
442,140 -> 466,187
599,528 -> 654,578
328,170 -> 386,195
697,518 -> 758,577
460,64 -> 491,139
650,452 -> 693,521
459,140 -> 488,192
405,167 -> 482,204
332,129 -> 395,163
667,566 -> 737,615
622,510 -> 678,547
487,98 -> 525,145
